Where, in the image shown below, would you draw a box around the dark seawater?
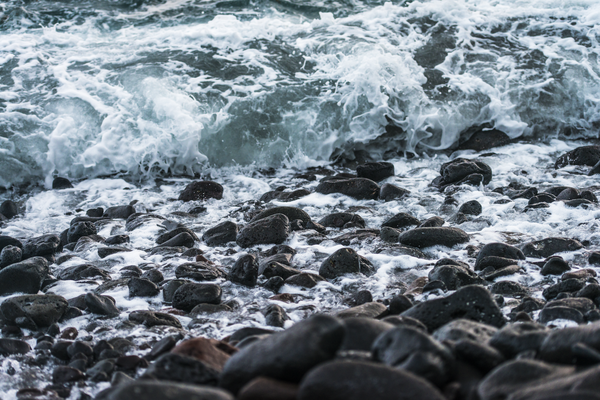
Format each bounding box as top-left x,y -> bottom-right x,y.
1,0 -> 600,187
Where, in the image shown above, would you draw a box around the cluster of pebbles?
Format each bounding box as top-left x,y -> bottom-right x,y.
3,141 -> 600,399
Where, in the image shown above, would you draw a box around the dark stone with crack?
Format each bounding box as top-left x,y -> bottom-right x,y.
219,315 -> 344,394
1,294 -> 68,327
432,158 -> 492,189
129,310 -> 182,328
372,325 -> 454,387
172,283 -> 222,312
402,285 -> 505,331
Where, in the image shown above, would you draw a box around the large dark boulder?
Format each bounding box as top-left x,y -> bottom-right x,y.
103,205 -> 135,219
319,248 -> 375,279
399,227 -> 469,248
521,237 -> 583,258
297,360 -> 445,400
433,158 -> 492,188
1,294 -> 68,327
203,221 -> 238,246
372,325 -> 454,387
0,256 -> 48,295
219,315 -> 345,394
458,128 -> 510,151
22,234 -> 61,258
228,254 -> 259,287
172,283 -> 222,312
356,162 -> 395,182
555,145 -> 600,169
236,214 -> 290,248
178,181 -> 224,202
0,200 -> 18,219
316,178 -> 379,200
251,207 -> 311,224
67,221 -> 97,243
402,285 -> 505,331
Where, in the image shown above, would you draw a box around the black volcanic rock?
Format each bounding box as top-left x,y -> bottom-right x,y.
0,256 -> 48,295
319,248 -> 375,279
236,214 -> 290,248
521,237 -> 584,258
356,162 -> 395,182
297,360 -> 445,400
402,285 -> 506,331
179,181 -> 224,202
555,145 -> 600,169
228,254 -> 259,287
316,178 -> 379,200
399,227 -> 469,248
219,315 -> 344,394
203,221 -> 238,246
0,200 -> 18,219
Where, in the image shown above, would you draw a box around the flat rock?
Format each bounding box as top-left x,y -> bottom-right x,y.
432,319 -> 498,343
175,262 -> 225,281
219,315 -> 345,394
128,278 -> 160,297
316,178 -> 380,200
103,205 -> 135,219
402,285 -> 505,331
251,207 -> 311,224
284,272 -> 325,288
236,214 -> 290,248
129,310 -> 182,328
0,338 -> 31,355
178,181 -> 224,202
297,360 -> 445,400
398,227 -> 469,248
521,237 -> 584,258
58,264 -> 111,280
0,256 -> 48,295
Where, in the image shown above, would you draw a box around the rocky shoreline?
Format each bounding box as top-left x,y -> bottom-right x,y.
2,140 -> 600,399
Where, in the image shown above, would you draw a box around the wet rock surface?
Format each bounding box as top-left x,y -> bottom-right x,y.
1,141 -> 600,399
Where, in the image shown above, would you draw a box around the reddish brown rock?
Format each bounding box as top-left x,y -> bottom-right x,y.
171,337 -> 237,371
